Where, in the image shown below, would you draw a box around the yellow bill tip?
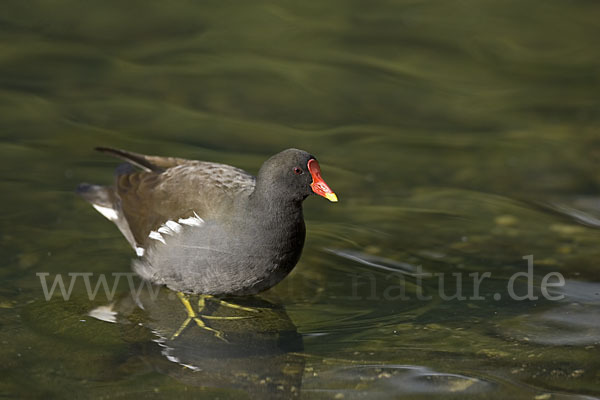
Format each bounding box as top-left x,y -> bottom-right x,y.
325,192 -> 338,202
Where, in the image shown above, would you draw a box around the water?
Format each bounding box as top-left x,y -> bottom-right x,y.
1,0 -> 600,398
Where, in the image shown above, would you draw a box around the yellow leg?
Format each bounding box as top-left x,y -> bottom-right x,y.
198,295 -> 254,320
170,292 -> 229,341
202,315 -> 249,320
202,294 -> 260,313
170,313 -> 192,340
191,315 -> 228,341
170,293 -> 258,341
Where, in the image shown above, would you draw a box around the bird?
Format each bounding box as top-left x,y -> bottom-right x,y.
77,147 -> 338,297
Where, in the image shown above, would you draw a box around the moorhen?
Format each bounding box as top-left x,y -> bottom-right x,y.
78,147 -> 337,296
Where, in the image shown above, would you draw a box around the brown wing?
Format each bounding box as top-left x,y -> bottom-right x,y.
94,148 -> 255,247
95,147 -> 190,171
116,160 -> 255,246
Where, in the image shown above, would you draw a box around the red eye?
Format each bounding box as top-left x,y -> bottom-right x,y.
293,167 -> 303,175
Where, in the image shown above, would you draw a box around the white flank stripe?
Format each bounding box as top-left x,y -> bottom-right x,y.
92,204 -> 118,221
165,220 -> 182,233
149,212 -> 202,245
135,247 -> 145,257
178,212 -> 204,226
158,226 -> 173,235
149,231 -> 166,244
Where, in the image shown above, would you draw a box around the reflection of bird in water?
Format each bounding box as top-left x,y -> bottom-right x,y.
90,287 -> 305,398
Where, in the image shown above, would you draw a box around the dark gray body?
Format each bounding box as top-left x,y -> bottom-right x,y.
78,148 -> 315,295
134,195 -> 306,295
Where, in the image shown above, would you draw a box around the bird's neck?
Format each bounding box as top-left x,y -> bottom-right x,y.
243,190 -> 306,257
246,188 -> 305,226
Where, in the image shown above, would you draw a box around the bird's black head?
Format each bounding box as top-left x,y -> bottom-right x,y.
256,148 -> 337,203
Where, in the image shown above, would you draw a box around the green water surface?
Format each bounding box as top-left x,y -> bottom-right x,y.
1,1 -> 599,399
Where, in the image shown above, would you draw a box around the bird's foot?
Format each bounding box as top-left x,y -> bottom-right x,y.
200,294 -> 260,313
171,292 -> 229,341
